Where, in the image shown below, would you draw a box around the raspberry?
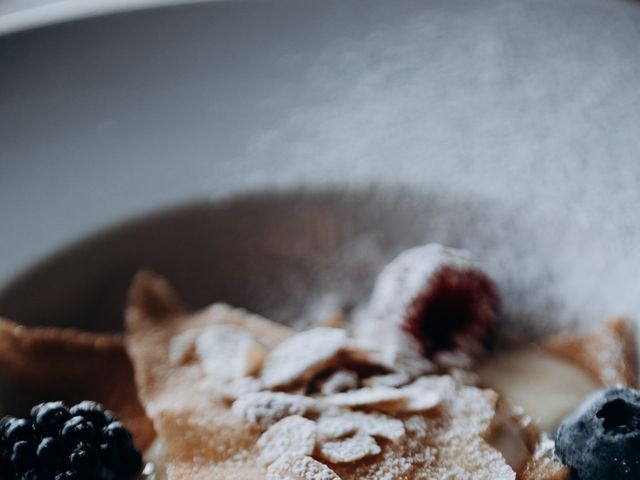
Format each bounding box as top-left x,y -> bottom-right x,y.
0,401 -> 143,480
368,244 -> 500,357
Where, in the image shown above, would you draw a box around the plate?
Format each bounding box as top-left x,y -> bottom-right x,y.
1,0 -> 640,329
0,187 -> 637,337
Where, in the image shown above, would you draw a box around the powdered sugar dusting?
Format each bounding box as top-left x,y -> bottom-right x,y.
318,433 -> 381,463
267,455 -> 341,480
231,392 -> 317,429
196,325 -> 267,380
320,410 -> 406,443
320,370 -> 359,395
257,415 -> 317,466
261,327 -> 348,388
324,386 -> 407,409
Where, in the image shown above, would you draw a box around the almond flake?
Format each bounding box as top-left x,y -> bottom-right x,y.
196,325 -> 267,381
392,377 -> 444,412
320,370 -> 359,395
168,328 -> 201,365
261,328 -> 348,388
324,386 -> 407,409
266,455 -> 341,480
217,377 -> 263,401
363,372 -> 411,388
318,433 -> 381,463
232,391 -> 317,429
319,410 -> 405,442
257,416 -> 317,466
316,414 -> 358,440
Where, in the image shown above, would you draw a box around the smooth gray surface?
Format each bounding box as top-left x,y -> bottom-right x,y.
1,0 -> 640,319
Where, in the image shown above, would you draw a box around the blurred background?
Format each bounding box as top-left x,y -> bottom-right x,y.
1,0 -> 640,328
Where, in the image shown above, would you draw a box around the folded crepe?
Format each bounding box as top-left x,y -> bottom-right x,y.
0,317 -> 155,451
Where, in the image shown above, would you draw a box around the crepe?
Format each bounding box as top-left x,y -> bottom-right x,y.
0,318 -> 155,451
123,272 -> 550,480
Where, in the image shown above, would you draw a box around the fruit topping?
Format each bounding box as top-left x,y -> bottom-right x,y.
555,388 -> 640,480
0,401 -> 143,480
367,244 -> 500,357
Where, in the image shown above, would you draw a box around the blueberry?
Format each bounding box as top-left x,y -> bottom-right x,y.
5,419 -> 35,444
555,388 -> 640,480
33,403 -> 70,437
36,437 -> 66,470
11,440 -> 35,472
60,417 -> 95,444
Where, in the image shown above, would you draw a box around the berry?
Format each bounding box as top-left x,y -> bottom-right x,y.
54,472 -> 78,480
5,419 -> 35,444
555,388 -> 640,480
69,444 -> 98,476
21,470 -> 40,480
20,469 -> 42,480
33,403 -> 70,437
36,437 -> 66,470
69,402 -> 114,429
60,417 -> 94,444
0,401 -> 143,480
11,440 -> 35,472
367,244 -> 500,357
101,422 -> 133,448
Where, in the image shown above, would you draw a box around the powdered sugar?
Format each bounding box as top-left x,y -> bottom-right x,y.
320,410 -> 406,443
267,455 -> 341,480
320,370 -> 359,395
257,416 -> 317,466
318,434 -> 381,463
196,325 -> 267,380
324,386 -> 407,409
261,328 -> 348,388
231,392 -> 317,429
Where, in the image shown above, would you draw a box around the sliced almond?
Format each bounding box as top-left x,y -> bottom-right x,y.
319,370 -> 359,395
318,409 -> 405,442
168,328 -> 201,366
196,325 -> 267,381
316,414 -> 358,441
324,386 -> 407,410
257,416 -> 317,466
217,376 -> 263,401
261,328 -> 348,389
363,372 -> 411,388
231,391 -> 317,429
318,433 -> 381,463
395,376 -> 447,412
266,455 -> 341,480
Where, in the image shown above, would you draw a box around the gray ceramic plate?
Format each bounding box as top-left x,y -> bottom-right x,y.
1,0 -> 640,411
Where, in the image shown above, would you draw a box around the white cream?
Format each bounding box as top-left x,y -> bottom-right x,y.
477,345 -> 599,432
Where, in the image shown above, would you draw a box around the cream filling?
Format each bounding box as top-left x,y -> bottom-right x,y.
477,345 -> 600,432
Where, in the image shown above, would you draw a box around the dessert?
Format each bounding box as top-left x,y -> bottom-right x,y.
0,243 -> 637,479
0,319 -> 155,451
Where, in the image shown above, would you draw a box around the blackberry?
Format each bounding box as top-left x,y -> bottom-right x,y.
0,401 -> 143,480
33,402 -> 70,437
60,417 -> 95,444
